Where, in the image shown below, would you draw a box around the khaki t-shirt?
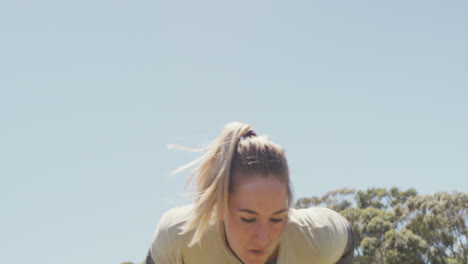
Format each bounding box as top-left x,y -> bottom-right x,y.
149,205 -> 352,264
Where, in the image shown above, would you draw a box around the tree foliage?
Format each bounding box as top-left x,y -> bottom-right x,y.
295,187 -> 467,264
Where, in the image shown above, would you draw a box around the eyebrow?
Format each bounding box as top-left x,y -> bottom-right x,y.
237,208 -> 288,215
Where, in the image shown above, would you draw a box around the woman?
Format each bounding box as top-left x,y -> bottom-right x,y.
146,122 -> 354,264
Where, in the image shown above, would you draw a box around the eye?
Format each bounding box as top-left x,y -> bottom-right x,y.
241,217 -> 255,223
270,218 -> 283,223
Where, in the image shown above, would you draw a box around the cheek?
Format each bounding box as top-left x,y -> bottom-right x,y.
272,222 -> 287,239
225,216 -> 250,245
264,221 -> 284,239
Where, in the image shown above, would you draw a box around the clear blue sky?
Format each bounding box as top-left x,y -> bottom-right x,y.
1,1 -> 466,263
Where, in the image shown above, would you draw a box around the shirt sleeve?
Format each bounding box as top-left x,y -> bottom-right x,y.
298,207 -> 354,264
333,215 -> 355,264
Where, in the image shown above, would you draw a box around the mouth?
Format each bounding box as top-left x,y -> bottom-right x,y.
248,249 -> 266,256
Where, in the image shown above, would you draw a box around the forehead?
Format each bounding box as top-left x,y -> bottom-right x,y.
229,175 -> 288,213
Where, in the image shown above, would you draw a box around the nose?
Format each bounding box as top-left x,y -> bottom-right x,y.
253,221 -> 270,245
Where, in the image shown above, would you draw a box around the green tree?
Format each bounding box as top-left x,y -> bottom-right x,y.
295,187 -> 467,264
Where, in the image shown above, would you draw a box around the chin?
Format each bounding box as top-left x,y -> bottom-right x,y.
242,259 -> 267,264
241,254 -> 269,264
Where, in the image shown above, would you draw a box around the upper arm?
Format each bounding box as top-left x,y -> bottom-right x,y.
302,207 -> 354,264
334,218 -> 355,264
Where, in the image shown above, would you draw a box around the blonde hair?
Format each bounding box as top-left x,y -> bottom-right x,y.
174,122 -> 292,246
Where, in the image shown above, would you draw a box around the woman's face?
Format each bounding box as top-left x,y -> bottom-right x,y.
223,174 -> 289,264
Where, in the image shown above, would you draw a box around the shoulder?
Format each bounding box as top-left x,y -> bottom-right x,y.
283,207 -> 353,263
157,204 -> 193,229
149,205 -> 194,263
289,207 -> 351,230
149,205 -> 239,264
153,204 -> 193,242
